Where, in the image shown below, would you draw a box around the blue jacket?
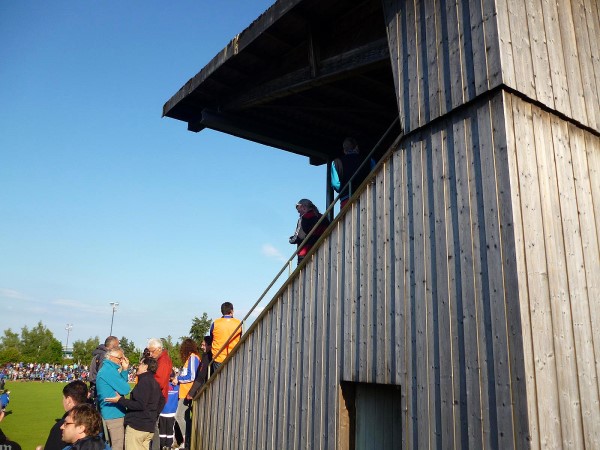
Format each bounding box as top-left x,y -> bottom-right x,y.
161,382 -> 179,415
96,359 -> 131,419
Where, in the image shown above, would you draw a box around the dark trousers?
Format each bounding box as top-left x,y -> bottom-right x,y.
159,415 -> 176,448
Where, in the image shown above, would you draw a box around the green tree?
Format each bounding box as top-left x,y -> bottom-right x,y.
20,321 -> 63,363
0,328 -> 22,363
119,336 -> 141,363
162,335 -> 181,368
0,328 -> 21,349
189,313 -> 211,346
0,346 -> 22,363
72,337 -> 99,365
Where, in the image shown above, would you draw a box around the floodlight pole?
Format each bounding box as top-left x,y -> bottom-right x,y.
109,302 -> 119,335
65,323 -> 73,351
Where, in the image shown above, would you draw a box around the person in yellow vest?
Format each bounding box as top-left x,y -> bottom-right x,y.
210,302 -> 242,373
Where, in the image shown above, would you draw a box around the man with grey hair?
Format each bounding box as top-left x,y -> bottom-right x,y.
146,338 -> 172,450
96,347 -> 130,450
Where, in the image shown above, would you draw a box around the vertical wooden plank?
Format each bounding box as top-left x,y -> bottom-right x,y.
446,0 -> 467,109
240,330 -> 254,450
432,124 -> 456,450
299,267 -> 315,449
422,132 -> 440,449
556,0 -> 588,125
342,205 -> 357,382
478,98 -> 516,449
571,0 -> 600,130
249,326 -> 263,448
391,146 -> 411,448
507,0 -> 536,98
357,195 -> 368,384
508,96 -> 545,450
453,114 -> 485,450
581,0 -> 600,130
580,131 -> 600,398
467,0 -> 488,96
442,120 -> 470,450
456,0 -> 477,100
524,0 -> 555,107
375,154 -> 389,384
482,0 -> 503,88
275,290 -> 291,450
326,230 -> 340,449
490,92 -> 531,449
312,252 -> 326,449
266,305 -> 281,450
585,133 -> 600,269
438,119 -> 468,448
539,0 -> 572,116
286,279 -> 302,450
533,107 -> 583,449
424,0 -> 441,121
223,353 -> 236,450
382,0 -> 404,123
494,0 -> 516,88
406,0 -> 422,132
555,119 -> 600,448
410,137 -> 431,450
466,107 -> 495,449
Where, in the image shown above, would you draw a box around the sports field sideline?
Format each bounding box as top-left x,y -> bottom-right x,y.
1,381 -> 80,449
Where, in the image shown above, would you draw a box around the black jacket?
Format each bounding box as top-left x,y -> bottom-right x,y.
43,412 -> 68,450
118,372 -> 165,432
188,351 -> 213,399
67,435 -> 105,450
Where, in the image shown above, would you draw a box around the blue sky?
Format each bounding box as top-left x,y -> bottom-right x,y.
0,1 -> 326,352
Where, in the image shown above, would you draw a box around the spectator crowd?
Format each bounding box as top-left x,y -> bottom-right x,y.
0,302 -> 243,450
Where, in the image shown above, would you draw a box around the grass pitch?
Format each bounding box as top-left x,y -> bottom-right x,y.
1,381 -> 65,449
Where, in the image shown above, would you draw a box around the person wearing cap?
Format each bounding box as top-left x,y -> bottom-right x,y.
331,137 -> 375,209
289,199 -> 330,264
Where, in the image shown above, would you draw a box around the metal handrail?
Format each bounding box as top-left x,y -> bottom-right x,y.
203,117 -> 401,382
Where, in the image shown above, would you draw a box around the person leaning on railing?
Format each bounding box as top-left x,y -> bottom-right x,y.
186,336 -> 213,400
210,302 -> 242,374
331,137 -> 375,209
289,198 -> 330,264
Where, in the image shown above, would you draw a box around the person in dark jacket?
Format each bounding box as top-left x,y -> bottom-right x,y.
88,336 -> 119,403
41,380 -> 89,450
289,199 -> 330,264
331,137 -> 375,209
106,357 -> 165,450
186,336 -> 213,400
59,404 -> 105,450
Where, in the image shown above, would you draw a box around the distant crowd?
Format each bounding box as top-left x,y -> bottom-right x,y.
0,362 -> 137,383
0,301 -> 243,450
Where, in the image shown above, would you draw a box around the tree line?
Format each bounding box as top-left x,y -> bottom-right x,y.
0,313 -> 211,368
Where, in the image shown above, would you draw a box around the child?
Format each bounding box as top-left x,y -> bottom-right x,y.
158,373 -> 179,450
0,391 -> 9,411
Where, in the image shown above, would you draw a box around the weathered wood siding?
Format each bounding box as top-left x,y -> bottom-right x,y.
505,93 -> 600,450
187,0 -> 600,448
383,0 -> 600,134
190,92 -> 513,449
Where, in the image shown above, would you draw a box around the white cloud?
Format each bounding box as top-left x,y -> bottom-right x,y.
0,288 -> 30,301
261,243 -> 287,262
51,299 -> 108,315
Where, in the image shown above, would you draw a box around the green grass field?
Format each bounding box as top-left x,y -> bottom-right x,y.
1,381 -> 66,449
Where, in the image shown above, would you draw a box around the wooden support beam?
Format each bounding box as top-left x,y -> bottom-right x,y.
224,38 -> 390,110
194,109 -> 330,164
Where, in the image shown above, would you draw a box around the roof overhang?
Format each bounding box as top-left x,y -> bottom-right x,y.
163,0 -> 399,165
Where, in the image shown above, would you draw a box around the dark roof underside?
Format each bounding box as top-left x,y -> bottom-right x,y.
163,0 -> 399,165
